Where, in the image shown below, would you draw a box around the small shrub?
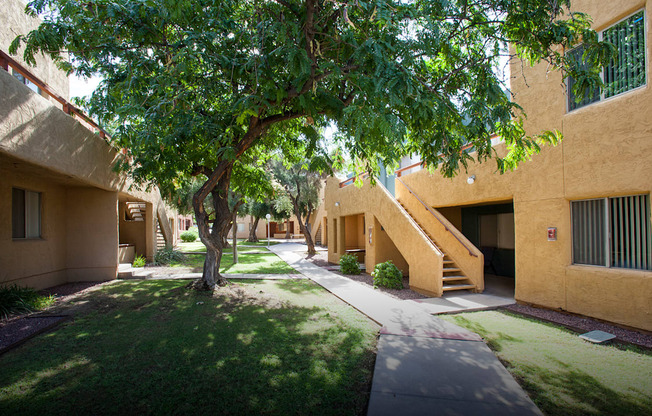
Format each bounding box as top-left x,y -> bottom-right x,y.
0,284 -> 55,319
372,261 -> 403,289
339,254 -> 361,275
180,230 -> 198,243
154,247 -> 185,265
132,255 -> 146,268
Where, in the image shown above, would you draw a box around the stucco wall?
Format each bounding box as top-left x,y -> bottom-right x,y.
66,188 -> 119,282
1,47 -> 175,289
0,160 -> 68,289
1,0 -> 69,100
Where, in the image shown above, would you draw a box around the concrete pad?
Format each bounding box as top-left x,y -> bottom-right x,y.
408,293 -> 515,315
368,335 -> 542,416
579,330 -> 616,344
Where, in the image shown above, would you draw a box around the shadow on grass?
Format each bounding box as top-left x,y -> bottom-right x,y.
447,314 -> 520,352
518,363 -> 652,416
0,280 -> 376,416
275,279 -> 326,295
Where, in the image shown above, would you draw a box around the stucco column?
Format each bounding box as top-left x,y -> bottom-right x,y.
145,202 -> 155,262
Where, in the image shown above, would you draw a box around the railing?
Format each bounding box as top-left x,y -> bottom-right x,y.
339,172 -> 369,188
0,49 -> 111,141
395,161 -> 425,177
396,176 -> 478,258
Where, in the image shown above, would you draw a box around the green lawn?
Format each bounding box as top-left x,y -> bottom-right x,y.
441,310 -> 652,416
168,252 -> 296,274
177,240 -> 278,253
0,280 -> 379,415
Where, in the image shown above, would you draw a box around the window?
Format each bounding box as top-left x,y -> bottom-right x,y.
571,195 -> 651,270
237,223 -> 245,232
568,10 -> 646,111
12,69 -> 42,95
12,188 -> 42,239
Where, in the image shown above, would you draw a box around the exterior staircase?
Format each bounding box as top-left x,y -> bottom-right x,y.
156,221 -> 166,249
125,202 -> 146,221
397,201 -> 476,293
314,225 -> 322,245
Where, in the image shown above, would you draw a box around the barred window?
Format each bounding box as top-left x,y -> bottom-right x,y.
572,195 -> 651,270
568,10 -> 646,111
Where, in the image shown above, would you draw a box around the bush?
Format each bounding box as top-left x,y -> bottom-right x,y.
372,261 -> 403,289
132,255 -> 146,268
339,254 -> 361,275
180,230 -> 198,243
0,284 -> 55,319
154,247 -> 185,265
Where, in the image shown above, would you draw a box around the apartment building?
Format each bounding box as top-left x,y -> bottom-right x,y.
325,0 -> 651,331
1,0 -> 177,289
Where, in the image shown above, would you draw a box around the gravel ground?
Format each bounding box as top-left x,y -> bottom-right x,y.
504,303 -> 652,349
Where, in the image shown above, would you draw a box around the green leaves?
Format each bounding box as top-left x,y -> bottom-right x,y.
12,0 -> 608,197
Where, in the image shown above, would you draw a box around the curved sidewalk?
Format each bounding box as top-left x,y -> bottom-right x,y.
270,243 -> 542,416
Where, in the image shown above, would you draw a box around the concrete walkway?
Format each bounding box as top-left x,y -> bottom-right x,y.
270,243 -> 542,416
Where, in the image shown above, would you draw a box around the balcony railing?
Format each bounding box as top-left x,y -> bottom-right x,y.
0,49 -> 111,141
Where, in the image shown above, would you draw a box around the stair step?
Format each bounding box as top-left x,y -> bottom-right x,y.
443,276 -> 468,282
443,268 -> 461,273
442,284 -> 476,291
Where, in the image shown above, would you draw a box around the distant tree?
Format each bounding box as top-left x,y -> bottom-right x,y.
271,154 -> 330,254
244,201 -> 274,243
14,0 -> 613,289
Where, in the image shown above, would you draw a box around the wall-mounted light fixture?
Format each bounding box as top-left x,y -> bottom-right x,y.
334,202 -> 340,207
467,175 -> 476,185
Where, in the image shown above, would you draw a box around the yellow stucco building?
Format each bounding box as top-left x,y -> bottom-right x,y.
325,0 -> 652,331
1,0 -> 177,290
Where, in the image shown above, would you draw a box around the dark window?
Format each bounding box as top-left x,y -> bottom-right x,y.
12,188 -> 41,239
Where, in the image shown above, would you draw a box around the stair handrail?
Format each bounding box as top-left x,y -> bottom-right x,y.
373,179 -> 444,257
396,176 -> 478,258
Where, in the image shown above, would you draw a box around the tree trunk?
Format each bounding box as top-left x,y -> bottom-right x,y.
192,165 -> 233,290
247,217 -> 260,242
291,200 -> 316,255
301,220 -> 317,255
285,219 -> 291,239
232,216 -> 238,264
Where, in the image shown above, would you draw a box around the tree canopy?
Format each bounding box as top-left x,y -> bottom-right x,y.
12,0 -> 612,288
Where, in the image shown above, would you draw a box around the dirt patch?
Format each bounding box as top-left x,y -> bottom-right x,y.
504,304 -> 652,349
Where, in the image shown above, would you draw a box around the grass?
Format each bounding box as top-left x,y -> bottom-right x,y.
0,284 -> 55,319
440,310 -> 652,416
0,279 -> 379,415
167,252 -> 297,274
177,240 -> 278,253
169,242 -> 296,274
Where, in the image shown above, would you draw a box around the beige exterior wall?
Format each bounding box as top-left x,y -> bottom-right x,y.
1,25 -> 175,289
1,0 -> 69,100
325,0 -> 652,330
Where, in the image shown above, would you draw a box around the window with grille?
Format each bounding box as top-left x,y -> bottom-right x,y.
568,10 -> 646,111
571,195 -> 651,270
12,188 -> 42,239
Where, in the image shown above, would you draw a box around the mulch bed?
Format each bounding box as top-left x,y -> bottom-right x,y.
504,303 -> 652,349
303,248 -> 425,301
0,315 -> 69,354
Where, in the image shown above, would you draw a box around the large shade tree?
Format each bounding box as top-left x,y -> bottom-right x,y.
13,0 -> 611,289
